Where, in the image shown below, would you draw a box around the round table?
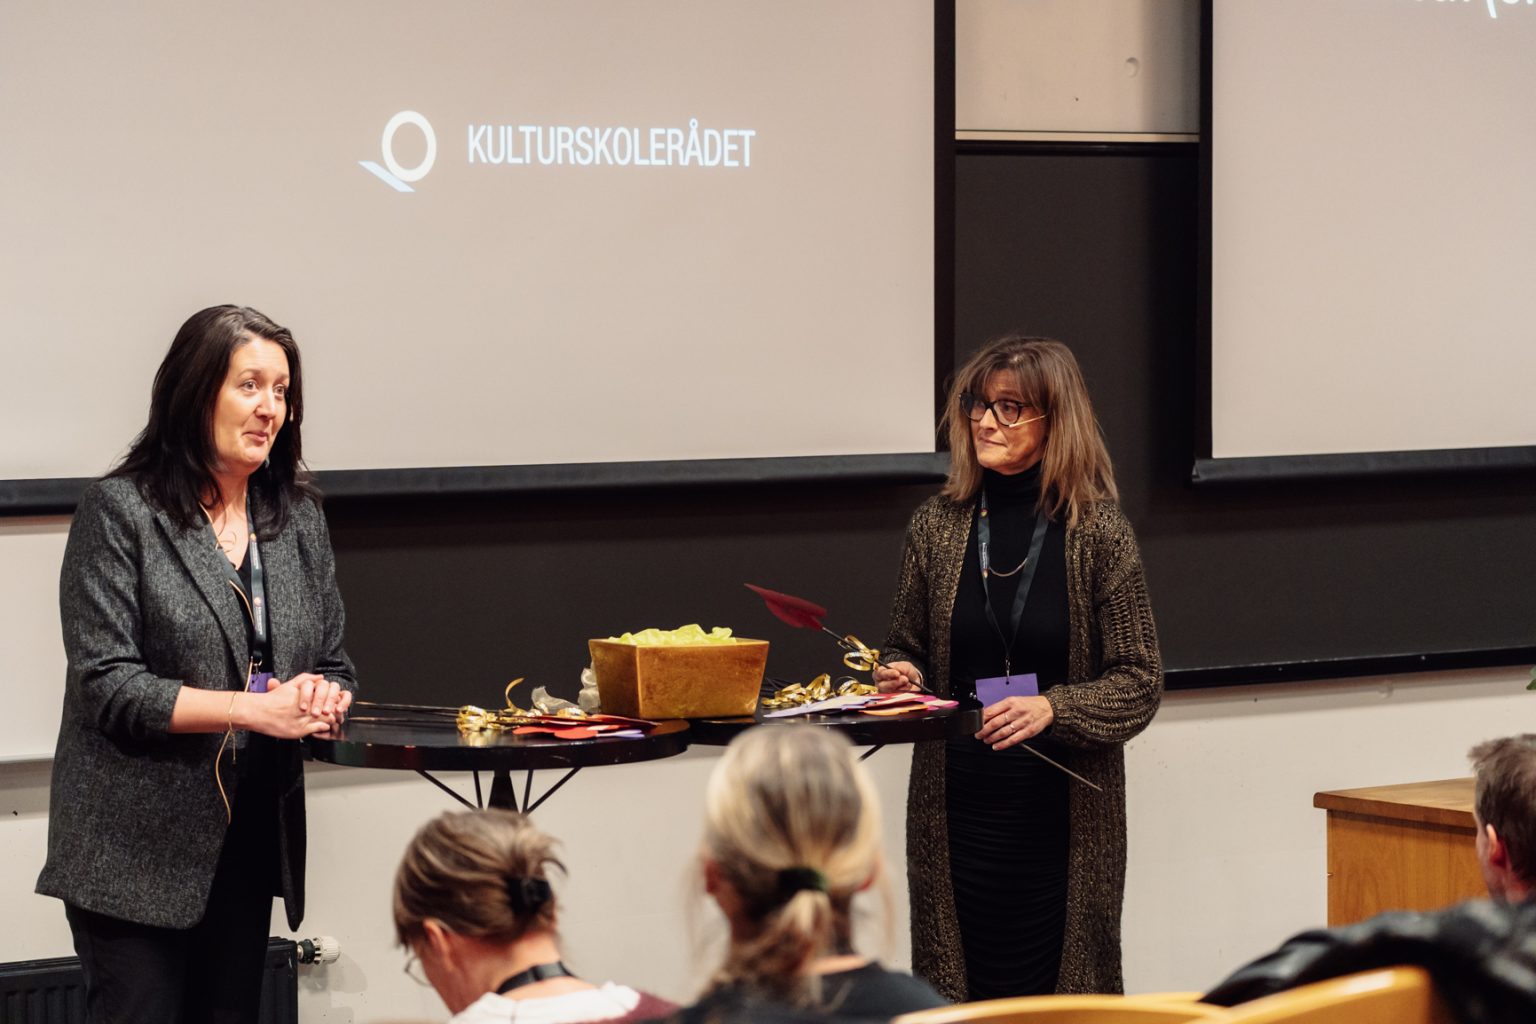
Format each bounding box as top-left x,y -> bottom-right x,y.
687,698 -> 983,758
308,707 -> 690,812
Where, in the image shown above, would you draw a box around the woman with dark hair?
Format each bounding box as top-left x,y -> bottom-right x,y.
393,809 -> 675,1023
674,725 -> 946,1023
36,305 -> 357,1024
875,335 -> 1162,1000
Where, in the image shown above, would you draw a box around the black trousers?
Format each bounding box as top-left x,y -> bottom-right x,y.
66,777 -> 280,1024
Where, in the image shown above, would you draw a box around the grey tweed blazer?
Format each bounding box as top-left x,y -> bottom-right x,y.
36,476 -> 356,930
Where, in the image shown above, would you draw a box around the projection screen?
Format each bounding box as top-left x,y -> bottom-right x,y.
0,1 -> 938,501
1204,0 -> 1536,477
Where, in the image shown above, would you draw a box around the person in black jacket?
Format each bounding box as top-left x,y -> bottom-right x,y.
1202,734 -> 1536,1024
36,305 -> 355,1024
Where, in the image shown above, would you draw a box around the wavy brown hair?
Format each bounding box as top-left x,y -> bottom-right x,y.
699,726 -> 889,1008
111,304 -> 316,535
393,810 -> 564,948
941,334 -> 1117,526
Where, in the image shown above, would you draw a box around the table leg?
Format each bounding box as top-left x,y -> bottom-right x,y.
525,768 -> 582,814
416,770 -> 477,809
488,769 -> 518,811
432,768 -> 582,814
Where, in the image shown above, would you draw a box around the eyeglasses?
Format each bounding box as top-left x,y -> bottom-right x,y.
959,392 -> 1045,428
403,950 -> 430,987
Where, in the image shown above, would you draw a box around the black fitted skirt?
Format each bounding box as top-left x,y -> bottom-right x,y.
944,738 -> 1070,999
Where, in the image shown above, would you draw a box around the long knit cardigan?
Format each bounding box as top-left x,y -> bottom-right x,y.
882,494 -> 1163,1000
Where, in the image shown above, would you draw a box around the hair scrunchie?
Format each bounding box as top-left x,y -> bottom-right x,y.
775,866 -> 828,903
508,875 -> 553,915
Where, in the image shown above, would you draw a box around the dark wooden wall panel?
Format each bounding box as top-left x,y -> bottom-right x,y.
326,483 -> 934,706
954,145 -> 1536,682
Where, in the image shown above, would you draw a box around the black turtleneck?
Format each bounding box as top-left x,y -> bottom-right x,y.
948,464 -> 1070,727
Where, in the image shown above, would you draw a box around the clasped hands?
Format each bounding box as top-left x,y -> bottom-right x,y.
247,673 -> 352,740
875,660 -> 1052,751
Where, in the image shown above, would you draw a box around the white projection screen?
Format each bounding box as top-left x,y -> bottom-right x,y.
0,1 -> 938,499
1206,0 -> 1536,473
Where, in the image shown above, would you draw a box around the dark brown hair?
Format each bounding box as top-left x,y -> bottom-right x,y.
111,305 -> 315,535
940,334 -> 1117,526
1469,734 -> 1536,884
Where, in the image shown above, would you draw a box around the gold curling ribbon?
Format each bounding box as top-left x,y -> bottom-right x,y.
838,634 -> 882,674
455,677 -> 589,736
759,672 -> 877,711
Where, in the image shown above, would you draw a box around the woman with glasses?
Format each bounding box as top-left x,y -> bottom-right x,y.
393,809 -> 675,1024
674,725 -> 946,1023
873,334 -> 1162,1001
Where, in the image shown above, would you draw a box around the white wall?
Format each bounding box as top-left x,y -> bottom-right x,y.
4,665 -> 1529,1021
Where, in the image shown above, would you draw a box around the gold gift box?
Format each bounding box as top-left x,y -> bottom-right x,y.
588,638 -> 769,719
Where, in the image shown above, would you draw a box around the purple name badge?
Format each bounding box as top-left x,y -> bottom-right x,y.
975,672 -> 1039,708
249,672 -> 274,694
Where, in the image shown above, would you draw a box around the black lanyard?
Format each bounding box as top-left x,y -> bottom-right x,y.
209,494 -> 270,670
496,961 -> 574,995
977,491 -> 1051,681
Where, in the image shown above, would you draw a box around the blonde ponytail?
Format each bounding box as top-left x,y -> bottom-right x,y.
699,727 -> 887,1006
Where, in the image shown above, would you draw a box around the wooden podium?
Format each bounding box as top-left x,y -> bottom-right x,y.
1313,778 -> 1486,926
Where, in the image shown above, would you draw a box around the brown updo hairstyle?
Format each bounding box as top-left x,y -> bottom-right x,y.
941,334 -> 1117,526
700,726 -> 888,1005
393,809 -> 565,948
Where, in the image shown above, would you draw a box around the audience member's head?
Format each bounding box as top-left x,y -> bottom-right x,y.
393,809 -> 567,1014
698,725 -> 887,1006
1469,733 -> 1536,902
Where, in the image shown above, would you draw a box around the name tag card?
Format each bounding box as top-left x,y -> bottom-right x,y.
975,672 -> 1038,708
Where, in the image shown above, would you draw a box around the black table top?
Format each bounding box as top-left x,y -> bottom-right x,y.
686,697 -> 983,748
306,710 -> 690,772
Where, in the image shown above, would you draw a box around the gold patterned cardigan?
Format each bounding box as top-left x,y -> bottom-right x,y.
882,494 -> 1163,1000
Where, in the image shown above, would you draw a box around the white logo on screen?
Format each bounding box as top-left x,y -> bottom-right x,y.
359,111 -> 437,193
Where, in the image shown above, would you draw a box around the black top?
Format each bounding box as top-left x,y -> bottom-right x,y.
234,546 -> 278,781
948,465 -> 1069,756
941,466 -> 1074,997
665,962 -> 947,1024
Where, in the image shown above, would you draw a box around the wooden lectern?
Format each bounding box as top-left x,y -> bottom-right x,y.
1313,778 -> 1486,926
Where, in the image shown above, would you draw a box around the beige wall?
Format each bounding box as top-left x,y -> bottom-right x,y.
957,0 -> 1199,137
5,665 -> 1526,1020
